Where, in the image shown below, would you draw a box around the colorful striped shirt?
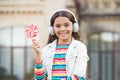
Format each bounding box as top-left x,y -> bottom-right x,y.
52,44 -> 69,80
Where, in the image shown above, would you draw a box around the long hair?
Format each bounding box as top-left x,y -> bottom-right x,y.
47,10 -> 81,44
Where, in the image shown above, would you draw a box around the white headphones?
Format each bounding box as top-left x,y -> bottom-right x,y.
49,9 -> 79,36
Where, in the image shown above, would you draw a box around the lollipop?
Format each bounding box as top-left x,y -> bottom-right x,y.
25,24 -> 39,39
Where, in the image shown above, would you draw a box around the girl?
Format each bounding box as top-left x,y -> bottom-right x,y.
32,9 -> 89,80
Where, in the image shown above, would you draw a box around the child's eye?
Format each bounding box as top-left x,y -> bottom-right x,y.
55,25 -> 60,28
64,24 -> 69,27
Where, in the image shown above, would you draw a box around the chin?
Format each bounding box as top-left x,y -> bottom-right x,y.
60,37 -> 69,40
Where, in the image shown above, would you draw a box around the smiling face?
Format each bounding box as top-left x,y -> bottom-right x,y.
53,16 -> 73,44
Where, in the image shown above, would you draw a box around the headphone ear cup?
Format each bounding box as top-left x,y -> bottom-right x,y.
73,23 -> 79,32
49,26 -> 55,36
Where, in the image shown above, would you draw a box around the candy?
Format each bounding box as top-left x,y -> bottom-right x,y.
25,24 -> 39,39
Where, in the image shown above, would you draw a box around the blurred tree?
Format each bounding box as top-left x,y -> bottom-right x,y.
0,67 -> 8,80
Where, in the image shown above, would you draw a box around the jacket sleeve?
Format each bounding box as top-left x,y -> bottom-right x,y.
69,43 -> 89,80
34,60 -> 47,80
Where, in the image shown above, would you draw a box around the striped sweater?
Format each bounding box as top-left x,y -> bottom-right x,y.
34,44 -> 85,80
52,44 -> 69,79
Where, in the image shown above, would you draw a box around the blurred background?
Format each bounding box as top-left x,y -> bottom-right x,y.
0,0 -> 120,80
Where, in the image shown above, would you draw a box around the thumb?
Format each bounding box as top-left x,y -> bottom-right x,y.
31,37 -> 36,41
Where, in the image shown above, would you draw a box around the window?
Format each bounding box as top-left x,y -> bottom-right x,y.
88,32 -> 120,80
0,26 -> 35,80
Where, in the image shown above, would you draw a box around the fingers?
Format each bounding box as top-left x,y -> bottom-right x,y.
32,39 -> 42,55
32,39 -> 41,49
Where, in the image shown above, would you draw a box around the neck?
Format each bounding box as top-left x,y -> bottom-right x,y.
57,38 -> 72,44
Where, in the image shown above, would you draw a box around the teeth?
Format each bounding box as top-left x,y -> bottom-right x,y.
60,33 -> 66,35
59,32 -> 67,34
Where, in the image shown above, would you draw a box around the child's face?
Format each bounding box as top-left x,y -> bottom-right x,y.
53,16 -> 73,43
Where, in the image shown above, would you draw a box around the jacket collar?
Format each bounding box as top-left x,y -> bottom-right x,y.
48,38 -> 77,56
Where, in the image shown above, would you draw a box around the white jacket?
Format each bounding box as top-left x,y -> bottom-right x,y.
42,38 -> 89,80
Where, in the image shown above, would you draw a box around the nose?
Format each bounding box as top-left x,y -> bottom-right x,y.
60,26 -> 66,31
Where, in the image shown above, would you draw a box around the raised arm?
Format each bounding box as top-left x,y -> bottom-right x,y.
32,38 -> 47,80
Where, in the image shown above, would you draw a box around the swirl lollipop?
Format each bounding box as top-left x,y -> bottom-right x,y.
25,24 -> 39,39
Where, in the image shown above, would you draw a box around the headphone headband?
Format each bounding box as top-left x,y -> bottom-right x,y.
49,9 -> 78,26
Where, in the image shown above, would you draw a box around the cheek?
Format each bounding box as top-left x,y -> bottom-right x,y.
54,28 -> 57,32
69,27 -> 73,32
54,28 -> 59,35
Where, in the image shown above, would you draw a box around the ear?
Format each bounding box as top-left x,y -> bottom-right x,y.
49,26 -> 55,36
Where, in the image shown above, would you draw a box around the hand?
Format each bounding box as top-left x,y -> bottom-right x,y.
32,38 -> 42,62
